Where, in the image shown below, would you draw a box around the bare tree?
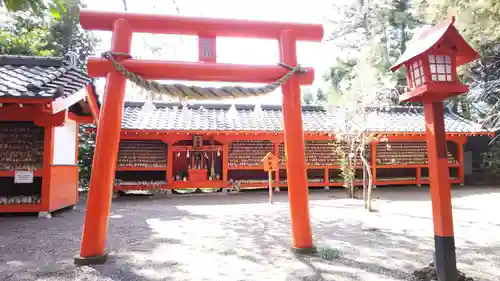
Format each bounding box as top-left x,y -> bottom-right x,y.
329,46 -> 393,211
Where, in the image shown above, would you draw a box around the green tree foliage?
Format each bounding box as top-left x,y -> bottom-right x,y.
325,0 -> 421,91
323,58 -> 357,91
388,0 -> 425,84
1,2 -> 98,70
418,1 -> 500,121
0,21 -> 55,56
420,0 -> 500,49
78,125 -> 96,186
301,88 -> 328,105
1,0 -> 67,19
301,88 -> 315,105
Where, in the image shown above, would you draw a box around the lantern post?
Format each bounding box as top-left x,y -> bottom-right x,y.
391,17 -> 479,281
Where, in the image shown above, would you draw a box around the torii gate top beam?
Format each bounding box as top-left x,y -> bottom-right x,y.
81,10 -> 322,84
80,10 -> 324,41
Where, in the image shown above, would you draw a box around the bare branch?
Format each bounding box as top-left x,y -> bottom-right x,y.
324,23 -> 363,42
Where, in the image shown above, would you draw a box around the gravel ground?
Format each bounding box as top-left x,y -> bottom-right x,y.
0,186 -> 499,281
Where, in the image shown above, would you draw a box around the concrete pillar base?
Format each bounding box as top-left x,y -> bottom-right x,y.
74,253 -> 108,265
291,246 -> 317,255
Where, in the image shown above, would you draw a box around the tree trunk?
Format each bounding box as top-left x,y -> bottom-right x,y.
360,153 -> 373,211
349,137 -> 357,199
367,178 -> 373,211
363,159 -> 368,209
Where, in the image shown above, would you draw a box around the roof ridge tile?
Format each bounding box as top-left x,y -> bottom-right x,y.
0,55 -> 64,67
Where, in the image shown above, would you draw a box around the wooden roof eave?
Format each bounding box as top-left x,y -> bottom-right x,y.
50,84 -> 100,124
51,87 -> 87,115
0,97 -> 53,105
0,102 -> 68,127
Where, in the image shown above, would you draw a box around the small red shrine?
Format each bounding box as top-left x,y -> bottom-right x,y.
0,55 -> 99,217
110,102 -> 489,193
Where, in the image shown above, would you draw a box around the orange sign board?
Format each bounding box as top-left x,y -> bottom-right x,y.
262,152 -> 279,171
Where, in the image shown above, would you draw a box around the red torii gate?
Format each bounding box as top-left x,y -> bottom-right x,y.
75,10 -> 323,264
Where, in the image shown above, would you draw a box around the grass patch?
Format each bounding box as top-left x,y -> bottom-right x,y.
316,247 -> 343,261
293,246 -> 342,261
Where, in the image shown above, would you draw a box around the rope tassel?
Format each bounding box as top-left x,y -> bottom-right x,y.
101,51 -> 307,101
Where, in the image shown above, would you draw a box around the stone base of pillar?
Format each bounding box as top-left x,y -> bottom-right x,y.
291,246 -> 317,255
74,253 -> 108,265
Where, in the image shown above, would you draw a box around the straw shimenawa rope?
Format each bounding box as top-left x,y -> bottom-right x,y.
102,51 -> 307,101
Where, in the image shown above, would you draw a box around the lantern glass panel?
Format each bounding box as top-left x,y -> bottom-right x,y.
429,54 -> 454,82
437,64 -> 445,73
409,59 -> 425,87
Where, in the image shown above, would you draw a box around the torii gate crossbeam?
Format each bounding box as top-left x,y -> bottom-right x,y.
74,9 -> 323,265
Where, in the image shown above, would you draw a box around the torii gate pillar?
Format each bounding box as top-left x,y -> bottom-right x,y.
74,19 -> 132,265
280,30 -> 313,250
75,10 -> 322,264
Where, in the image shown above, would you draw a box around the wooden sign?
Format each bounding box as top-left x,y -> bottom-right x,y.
262,152 -> 279,172
261,152 -> 278,204
193,135 -> 203,149
198,35 -> 216,63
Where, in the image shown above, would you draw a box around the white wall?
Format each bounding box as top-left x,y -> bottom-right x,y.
52,120 -> 77,165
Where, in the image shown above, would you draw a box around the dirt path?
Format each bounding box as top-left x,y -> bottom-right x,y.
0,186 -> 499,281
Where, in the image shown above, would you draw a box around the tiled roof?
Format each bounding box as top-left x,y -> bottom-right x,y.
0,55 -> 92,99
121,101 -> 489,133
